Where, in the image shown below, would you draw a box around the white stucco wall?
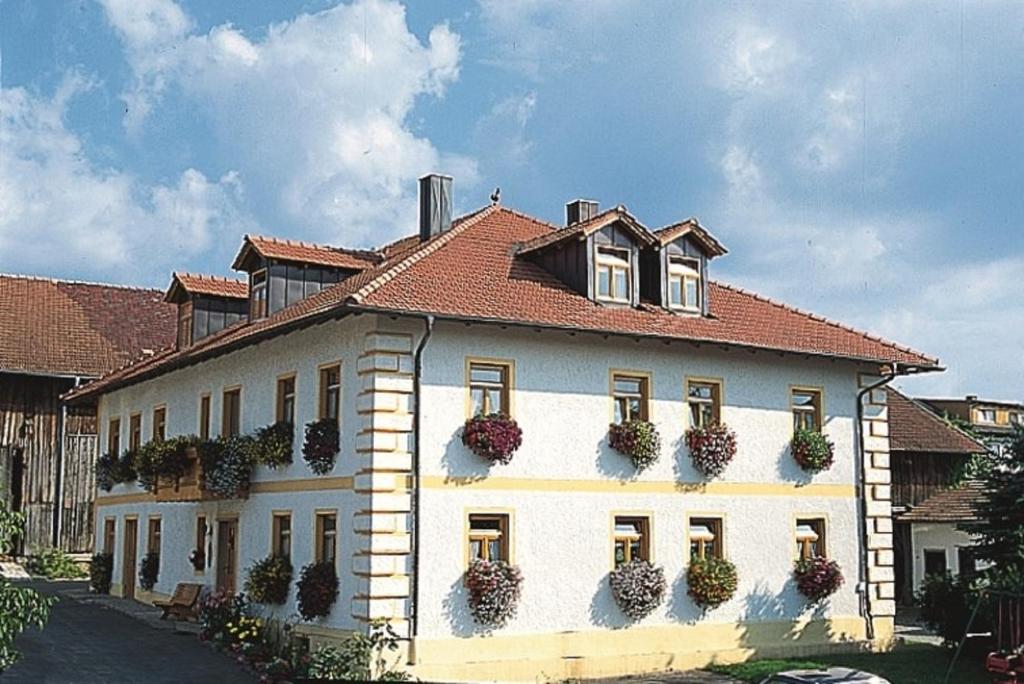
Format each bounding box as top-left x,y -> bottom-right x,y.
910,523 -> 979,591
415,322 -> 869,638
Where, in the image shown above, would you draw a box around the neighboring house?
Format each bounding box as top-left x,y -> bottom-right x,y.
0,274 -> 176,553
921,395 -> 1024,456
65,177 -> 941,681
885,388 -> 987,603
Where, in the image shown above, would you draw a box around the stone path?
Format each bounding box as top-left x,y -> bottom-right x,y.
3,580 -> 254,683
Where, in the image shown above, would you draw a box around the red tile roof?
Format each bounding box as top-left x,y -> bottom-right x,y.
516,206 -> 656,255
898,480 -> 986,523
232,235 -> 381,271
65,205 -> 938,402
0,274 -> 177,378
165,273 -> 248,303
653,219 -> 728,256
887,388 -> 987,454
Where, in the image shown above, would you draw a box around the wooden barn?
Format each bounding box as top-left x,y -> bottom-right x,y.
0,274 -> 176,554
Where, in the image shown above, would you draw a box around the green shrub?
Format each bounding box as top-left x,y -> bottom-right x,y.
307,620 -> 409,681
244,555 -> 293,605
139,551 -> 159,591
0,501 -> 54,671
916,571 -> 988,646
25,548 -> 87,580
89,553 -> 113,594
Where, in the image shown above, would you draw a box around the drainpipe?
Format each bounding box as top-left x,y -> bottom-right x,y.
855,364 -> 897,642
408,314 -> 435,660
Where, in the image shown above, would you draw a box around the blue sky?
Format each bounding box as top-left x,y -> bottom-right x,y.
1,0 -> 1021,400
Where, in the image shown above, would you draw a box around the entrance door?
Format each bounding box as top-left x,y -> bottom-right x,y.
122,519 -> 138,600
216,519 -> 238,595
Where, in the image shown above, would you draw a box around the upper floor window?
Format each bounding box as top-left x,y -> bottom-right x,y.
199,394 -> 211,440
129,413 -> 142,451
595,246 -> 631,303
319,364 -> 341,423
689,517 -> 723,560
152,406 -> 166,441
108,418 -> 121,456
177,304 -> 193,348
277,374 -> 296,424
315,511 -> 337,565
792,388 -> 822,432
613,515 -> 650,566
976,408 -> 997,424
468,513 -> 509,563
612,372 -> 649,423
468,361 -> 511,416
222,388 -> 241,437
1012,412 -> 1024,427
668,257 -> 701,311
796,517 -> 826,561
272,512 -> 292,559
250,270 -> 268,319
687,379 -> 721,429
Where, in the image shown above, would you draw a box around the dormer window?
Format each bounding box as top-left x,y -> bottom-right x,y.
668,257 -> 701,311
596,246 -> 631,303
250,270 -> 268,319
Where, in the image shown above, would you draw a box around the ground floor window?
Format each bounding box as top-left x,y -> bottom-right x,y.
795,517 -> 826,560
688,517 -> 723,560
103,518 -> 116,555
924,549 -> 947,577
613,516 -> 650,566
468,514 -> 509,563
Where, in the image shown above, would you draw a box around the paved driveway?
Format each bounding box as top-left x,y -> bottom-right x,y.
4,581 -> 254,683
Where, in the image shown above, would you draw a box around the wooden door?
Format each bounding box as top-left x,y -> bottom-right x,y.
122,519 -> 138,600
216,519 -> 238,595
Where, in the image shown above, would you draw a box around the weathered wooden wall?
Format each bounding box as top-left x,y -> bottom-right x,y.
0,372 -> 97,553
891,451 -> 968,509
61,409 -> 97,552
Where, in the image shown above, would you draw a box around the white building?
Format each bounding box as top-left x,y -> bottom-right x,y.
66,177 -> 940,682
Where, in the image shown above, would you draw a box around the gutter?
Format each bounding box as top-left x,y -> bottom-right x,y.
408,314 -> 435,659
854,365 -> 898,641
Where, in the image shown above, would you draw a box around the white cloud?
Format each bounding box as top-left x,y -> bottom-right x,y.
473,92 -> 537,167
0,75 -> 248,282
101,0 -> 476,247
719,24 -> 798,94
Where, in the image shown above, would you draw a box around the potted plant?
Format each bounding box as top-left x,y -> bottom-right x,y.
88,553 -> 113,594
139,551 -> 159,591
686,424 -> 738,478
244,555 -> 293,605
95,453 -> 119,492
791,429 -> 835,473
198,591 -> 247,643
793,557 -> 844,602
687,556 -> 738,610
609,559 -> 666,620
296,561 -> 338,620
255,421 -> 294,469
200,436 -> 255,498
462,414 -> 523,465
608,419 -> 661,471
465,558 -> 523,627
302,419 -> 339,475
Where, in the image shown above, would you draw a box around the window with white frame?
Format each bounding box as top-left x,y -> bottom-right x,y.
668,257 -> 701,311
595,246 -> 631,303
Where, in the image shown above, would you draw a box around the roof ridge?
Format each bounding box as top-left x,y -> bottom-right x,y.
246,234 -> 379,259
348,204 -> 498,305
174,272 -> 246,283
0,272 -> 163,293
711,280 -> 939,365
887,387 -> 987,452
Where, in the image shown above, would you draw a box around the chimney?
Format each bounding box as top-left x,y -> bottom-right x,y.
419,174 -> 453,241
966,395 -> 978,402
566,199 -> 599,226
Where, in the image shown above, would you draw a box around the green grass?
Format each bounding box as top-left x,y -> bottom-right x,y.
706,643 -> 991,684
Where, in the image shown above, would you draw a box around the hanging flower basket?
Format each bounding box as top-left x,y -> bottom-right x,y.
302,419 -> 339,475
608,420 -> 661,471
465,558 -> 523,627
609,559 -> 666,620
686,424 -> 738,479
462,414 -> 523,465
200,436 -> 256,498
687,556 -> 738,610
254,421 -> 294,468
139,551 -> 160,591
296,561 -> 338,620
189,548 -> 206,572
244,555 -> 293,605
793,557 -> 844,602
791,429 -> 835,473
95,452 -> 119,492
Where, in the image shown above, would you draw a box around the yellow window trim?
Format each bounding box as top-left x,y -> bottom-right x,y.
313,508 -> 339,567
464,357 -> 516,419
792,512 -> 830,561
463,507 -> 515,568
608,369 -> 653,424
270,509 -> 293,557
685,511 -> 727,562
684,376 -> 725,429
151,404 -> 167,440
221,385 -> 243,437
609,510 -> 654,569
197,392 -> 212,439
276,372 -> 298,423
317,361 -> 342,422
789,384 -> 826,432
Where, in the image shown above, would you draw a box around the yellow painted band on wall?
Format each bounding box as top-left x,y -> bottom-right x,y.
420,475 -> 855,498
95,476 -> 357,506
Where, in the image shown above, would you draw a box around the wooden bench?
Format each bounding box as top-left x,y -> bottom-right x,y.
153,583 -> 203,621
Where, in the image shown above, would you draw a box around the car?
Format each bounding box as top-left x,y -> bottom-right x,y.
758,667 -> 892,684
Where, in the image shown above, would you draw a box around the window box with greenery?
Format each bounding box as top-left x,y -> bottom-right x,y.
302,418 -> 339,475
200,435 -> 256,498
687,556 -> 738,610
462,413 -> 523,466
791,428 -> 835,473
244,555 -> 293,605
792,557 -> 844,602
609,559 -> 666,620
139,551 -> 160,591
89,553 -> 113,594
608,419 -> 661,471
296,561 -> 338,620
686,424 -> 738,478
465,558 -> 523,628
253,421 -> 293,469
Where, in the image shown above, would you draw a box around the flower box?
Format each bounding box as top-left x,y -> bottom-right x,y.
608,420 -> 661,471
462,414 -> 523,465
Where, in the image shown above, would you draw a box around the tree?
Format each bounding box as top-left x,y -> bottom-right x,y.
959,426 -> 1024,574
0,501 -> 55,671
